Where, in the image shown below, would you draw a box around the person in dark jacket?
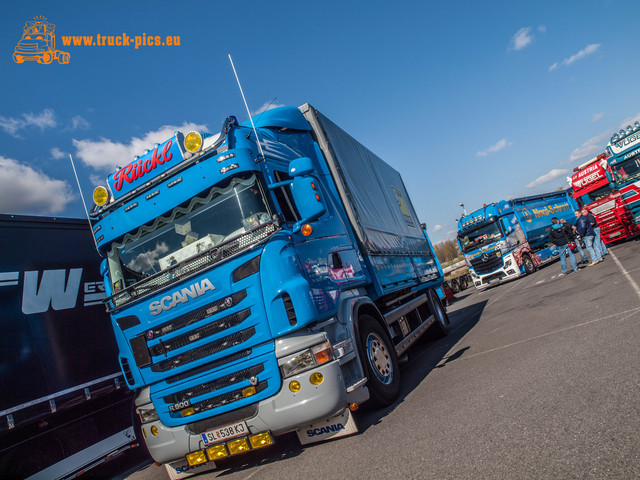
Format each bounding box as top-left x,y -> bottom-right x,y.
560,218 -> 588,264
549,217 -> 578,275
574,209 -> 602,266
581,207 -> 608,256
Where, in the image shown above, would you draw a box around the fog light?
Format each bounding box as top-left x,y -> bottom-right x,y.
206,444 -> 228,460
184,131 -> 203,153
227,438 -> 250,455
181,407 -> 195,417
150,425 -> 159,436
93,186 -> 109,206
186,451 -> 207,466
242,386 -> 256,397
289,381 -> 301,393
309,372 -> 324,385
249,432 -> 273,449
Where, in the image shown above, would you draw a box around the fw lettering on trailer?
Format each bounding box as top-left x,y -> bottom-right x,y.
0,269 -> 105,314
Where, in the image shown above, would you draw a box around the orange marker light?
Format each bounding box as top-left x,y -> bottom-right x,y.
301,224 -> 313,236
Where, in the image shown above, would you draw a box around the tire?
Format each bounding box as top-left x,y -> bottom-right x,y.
450,278 -> 460,293
358,314 -> 400,408
13,53 -> 24,64
458,276 -> 468,290
38,52 -> 53,64
522,254 -> 536,275
57,52 -> 70,64
428,289 -> 449,338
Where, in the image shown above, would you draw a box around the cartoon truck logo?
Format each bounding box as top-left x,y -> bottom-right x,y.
13,17 -> 70,65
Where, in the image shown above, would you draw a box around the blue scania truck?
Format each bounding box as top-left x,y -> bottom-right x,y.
89,104 -> 447,476
457,190 -> 578,290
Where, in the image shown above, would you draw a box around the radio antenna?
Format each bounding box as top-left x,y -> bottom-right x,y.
228,54 -> 266,162
69,154 -> 101,254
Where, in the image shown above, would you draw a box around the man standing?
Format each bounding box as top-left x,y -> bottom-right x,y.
581,207 -> 608,256
575,209 -> 603,266
549,217 -> 578,275
561,218 -> 588,265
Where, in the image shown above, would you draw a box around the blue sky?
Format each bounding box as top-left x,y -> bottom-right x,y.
2,0 -> 640,243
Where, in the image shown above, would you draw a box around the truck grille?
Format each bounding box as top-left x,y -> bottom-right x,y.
150,328 -> 256,372
163,365 -> 264,407
470,251 -> 503,274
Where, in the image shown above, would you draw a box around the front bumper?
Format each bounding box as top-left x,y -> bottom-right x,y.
472,252 -> 521,289
139,359 -> 346,464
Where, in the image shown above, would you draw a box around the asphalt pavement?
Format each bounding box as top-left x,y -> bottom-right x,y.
121,238 -> 640,480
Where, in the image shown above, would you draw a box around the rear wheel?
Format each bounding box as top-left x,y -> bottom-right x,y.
450,278 -> 460,293
358,314 -> 400,408
522,254 -> 536,275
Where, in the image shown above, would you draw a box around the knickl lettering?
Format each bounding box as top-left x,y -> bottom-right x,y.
112,139 -> 173,191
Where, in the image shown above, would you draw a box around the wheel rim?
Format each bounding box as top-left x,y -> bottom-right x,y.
366,332 -> 393,384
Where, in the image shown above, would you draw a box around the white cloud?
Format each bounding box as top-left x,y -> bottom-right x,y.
50,147 -> 66,159
567,113 -> 640,165
538,25 -> 547,34
0,156 -> 74,214
68,115 -> 90,131
0,109 -> 57,137
252,101 -> 285,116
73,122 -> 207,172
509,27 -> 534,51
592,112 -> 605,123
477,138 -> 512,157
433,224 -> 443,232
549,43 -> 601,71
526,168 -> 569,189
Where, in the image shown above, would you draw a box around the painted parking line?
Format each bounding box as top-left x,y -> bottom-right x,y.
610,251 -> 640,302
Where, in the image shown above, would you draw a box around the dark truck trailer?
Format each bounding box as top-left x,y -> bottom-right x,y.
0,215 -> 140,479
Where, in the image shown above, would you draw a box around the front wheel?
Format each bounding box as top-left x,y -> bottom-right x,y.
522,254 -> 536,275
429,289 -> 449,338
358,314 -> 400,408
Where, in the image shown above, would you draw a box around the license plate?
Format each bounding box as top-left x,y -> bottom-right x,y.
201,421 -> 248,445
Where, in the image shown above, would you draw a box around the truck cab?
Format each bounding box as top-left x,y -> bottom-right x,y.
458,191 -> 577,290
571,152 -> 639,244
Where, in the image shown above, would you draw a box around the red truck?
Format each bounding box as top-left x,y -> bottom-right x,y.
571,152 -> 639,244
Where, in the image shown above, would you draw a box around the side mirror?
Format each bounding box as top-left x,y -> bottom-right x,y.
289,157 -> 314,177
288,158 -> 326,233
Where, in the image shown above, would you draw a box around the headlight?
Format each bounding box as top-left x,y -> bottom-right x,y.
279,341 -> 333,378
137,407 -> 159,423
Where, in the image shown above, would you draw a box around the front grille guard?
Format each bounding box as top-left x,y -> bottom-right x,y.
105,221 -> 279,312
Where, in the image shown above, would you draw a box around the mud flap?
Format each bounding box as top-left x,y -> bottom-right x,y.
296,408 -> 358,445
164,459 -> 217,479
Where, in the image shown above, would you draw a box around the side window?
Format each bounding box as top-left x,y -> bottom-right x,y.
273,170 -> 301,223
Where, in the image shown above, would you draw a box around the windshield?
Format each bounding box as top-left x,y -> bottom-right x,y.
612,156 -> 640,186
458,220 -> 503,253
578,183 -> 615,205
107,173 -> 271,290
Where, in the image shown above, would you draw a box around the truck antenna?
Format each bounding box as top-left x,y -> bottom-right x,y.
228,54 -> 267,162
69,154 -> 101,254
